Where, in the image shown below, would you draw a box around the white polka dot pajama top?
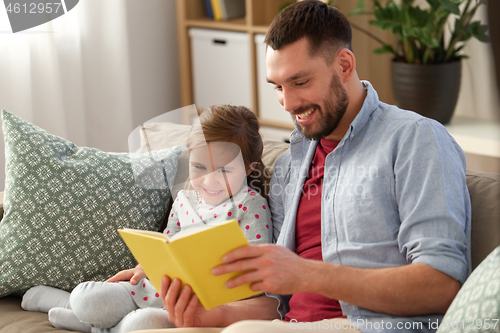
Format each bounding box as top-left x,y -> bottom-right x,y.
165,185 -> 272,244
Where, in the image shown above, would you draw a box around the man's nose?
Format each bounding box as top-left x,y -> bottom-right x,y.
281,89 -> 301,112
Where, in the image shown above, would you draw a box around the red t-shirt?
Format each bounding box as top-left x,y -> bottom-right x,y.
284,138 -> 345,322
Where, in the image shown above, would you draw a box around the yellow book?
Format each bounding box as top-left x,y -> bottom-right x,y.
210,0 -> 223,21
117,219 -> 260,310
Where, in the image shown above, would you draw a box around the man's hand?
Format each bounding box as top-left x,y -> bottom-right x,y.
212,244 -> 318,295
160,276 -> 225,327
106,265 -> 147,285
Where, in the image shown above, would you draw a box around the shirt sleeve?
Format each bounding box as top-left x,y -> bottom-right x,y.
395,118 -> 471,284
236,192 -> 272,244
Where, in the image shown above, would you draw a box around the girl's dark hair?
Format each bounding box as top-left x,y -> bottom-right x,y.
264,0 -> 352,65
186,105 -> 270,201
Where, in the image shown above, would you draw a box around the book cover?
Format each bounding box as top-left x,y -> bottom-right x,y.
219,0 -> 245,20
117,219 -> 260,310
210,0 -> 223,21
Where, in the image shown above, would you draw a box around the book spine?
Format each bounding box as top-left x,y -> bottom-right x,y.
220,0 -> 245,20
203,0 -> 213,19
218,0 -> 228,21
210,0 -> 222,21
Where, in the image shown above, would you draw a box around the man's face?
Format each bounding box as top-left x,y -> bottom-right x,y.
266,38 -> 348,140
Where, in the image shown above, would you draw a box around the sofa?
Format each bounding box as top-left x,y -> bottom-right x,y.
0,120 -> 499,333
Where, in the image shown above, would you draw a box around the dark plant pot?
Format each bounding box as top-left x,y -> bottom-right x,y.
391,60 -> 462,125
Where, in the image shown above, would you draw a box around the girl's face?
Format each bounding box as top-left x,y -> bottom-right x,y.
189,142 -> 251,206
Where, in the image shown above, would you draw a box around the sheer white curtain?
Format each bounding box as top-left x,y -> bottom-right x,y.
454,4 -> 500,121
0,0 -> 181,190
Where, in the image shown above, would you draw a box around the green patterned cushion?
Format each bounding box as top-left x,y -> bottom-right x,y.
0,109 -> 182,297
438,245 -> 500,333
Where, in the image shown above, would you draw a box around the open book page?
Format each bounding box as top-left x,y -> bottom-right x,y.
120,228 -> 171,241
168,223 -> 221,241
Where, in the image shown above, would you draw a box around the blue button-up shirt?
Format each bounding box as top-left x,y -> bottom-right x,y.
268,81 -> 471,332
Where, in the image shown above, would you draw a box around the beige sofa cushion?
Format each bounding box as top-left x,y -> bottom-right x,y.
0,295 -> 68,333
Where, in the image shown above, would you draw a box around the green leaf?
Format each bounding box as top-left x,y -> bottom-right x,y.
371,2 -> 405,34
426,0 -> 442,10
278,2 -> 293,12
469,21 -> 490,43
356,0 -> 365,11
407,6 -> 433,28
374,44 -> 396,54
454,44 -> 465,54
348,8 -> 367,16
437,0 -> 461,15
349,0 -> 368,16
411,27 -> 440,48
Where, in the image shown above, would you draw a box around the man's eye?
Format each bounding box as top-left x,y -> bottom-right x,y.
296,81 -> 308,86
274,86 -> 282,91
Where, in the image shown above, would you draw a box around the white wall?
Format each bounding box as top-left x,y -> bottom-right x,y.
0,0 -> 181,190
125,0 -> 181,128
454,5 -> 500,122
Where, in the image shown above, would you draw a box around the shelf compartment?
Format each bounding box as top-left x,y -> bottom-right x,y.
185,17 -> 248,32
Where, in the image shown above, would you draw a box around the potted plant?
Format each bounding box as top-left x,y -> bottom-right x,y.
349,0 -> 489,124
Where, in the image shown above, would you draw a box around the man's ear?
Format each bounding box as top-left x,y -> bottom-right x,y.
337,48 -> 356,83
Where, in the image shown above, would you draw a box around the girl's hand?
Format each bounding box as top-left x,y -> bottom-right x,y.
106,265 -> 147,285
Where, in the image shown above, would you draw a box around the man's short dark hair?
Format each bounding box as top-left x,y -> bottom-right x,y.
264,0 -> 352,65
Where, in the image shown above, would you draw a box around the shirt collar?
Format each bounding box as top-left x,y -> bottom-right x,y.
346,80 -> 380,140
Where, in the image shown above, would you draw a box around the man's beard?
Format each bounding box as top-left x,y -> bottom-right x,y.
292,73 -> 349,141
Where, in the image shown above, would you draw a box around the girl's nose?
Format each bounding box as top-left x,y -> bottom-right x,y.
202,171 -> 221,186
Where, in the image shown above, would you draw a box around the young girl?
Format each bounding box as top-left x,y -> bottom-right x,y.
21,105 -> 273,333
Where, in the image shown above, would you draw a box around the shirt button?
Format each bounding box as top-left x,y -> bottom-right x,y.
327,195 -> 331,200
